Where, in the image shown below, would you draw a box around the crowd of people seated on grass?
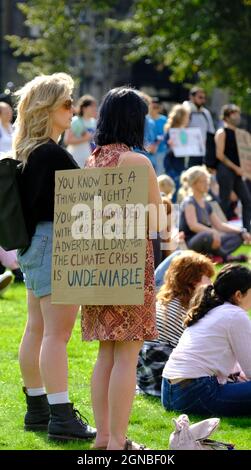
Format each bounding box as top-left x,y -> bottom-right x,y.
2,75 -> 251,452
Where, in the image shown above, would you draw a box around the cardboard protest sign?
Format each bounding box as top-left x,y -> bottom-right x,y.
169,127 -> 205,157
236,128 -> 251,180
51,167 -> 148,305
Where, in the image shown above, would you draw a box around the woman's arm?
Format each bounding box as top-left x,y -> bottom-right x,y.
64,129 -> 92,146
184,204 -> 215,234
210,212 -> 241,233
215,129 -> 244,176
228,311 -> 251,380
210,212 -> 251,242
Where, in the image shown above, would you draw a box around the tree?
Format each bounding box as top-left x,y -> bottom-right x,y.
111,0 -> 251,108
5,0 -> 116,82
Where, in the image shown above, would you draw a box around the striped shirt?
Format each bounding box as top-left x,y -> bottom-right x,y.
156,298 -> 185,347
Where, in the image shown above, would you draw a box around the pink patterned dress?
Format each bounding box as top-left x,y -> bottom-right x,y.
81,143 -> 158,341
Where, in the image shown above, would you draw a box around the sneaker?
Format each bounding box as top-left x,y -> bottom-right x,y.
0,271 -> 13,295
12,268 -> 24,283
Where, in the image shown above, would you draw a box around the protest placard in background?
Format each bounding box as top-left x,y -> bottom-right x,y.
169,127 -> 205,157
51,167 -> 148,305
236,128 -> 251,180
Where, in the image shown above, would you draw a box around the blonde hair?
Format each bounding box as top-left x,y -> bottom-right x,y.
157,174 -> 175,197
185,165 -> 210,187
13,73 -> 74,163
177,170 -> 190,203
164,104 -> 189,132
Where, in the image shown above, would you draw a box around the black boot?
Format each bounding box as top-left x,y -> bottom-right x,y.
23,387 -> 50,431
12,268 -> 24,283
48,403 -> 96,441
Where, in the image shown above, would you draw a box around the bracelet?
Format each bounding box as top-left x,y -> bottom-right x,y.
240,228 -> 247,239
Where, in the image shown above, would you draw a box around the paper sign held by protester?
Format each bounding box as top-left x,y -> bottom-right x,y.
51,167 -> 148,305
169,127 -> 205,157
236,128 -> 251,180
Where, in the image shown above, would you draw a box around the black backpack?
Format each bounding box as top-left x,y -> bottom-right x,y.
0,157 -> 29,251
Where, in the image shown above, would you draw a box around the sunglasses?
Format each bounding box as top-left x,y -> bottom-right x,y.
62,98 -> 74,110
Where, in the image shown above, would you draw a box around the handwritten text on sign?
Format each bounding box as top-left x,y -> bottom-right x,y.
236,128 -> 251,180
51,167 -> 148,305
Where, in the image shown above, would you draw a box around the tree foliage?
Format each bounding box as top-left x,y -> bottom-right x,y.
111,0 -> 251,106
6,0 -> 116,81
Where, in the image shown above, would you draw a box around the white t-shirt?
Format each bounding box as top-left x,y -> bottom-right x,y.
183,101 -> 215,144
0,123 -> 13,155
163,302 -> 251,384
67,116 -> 96,168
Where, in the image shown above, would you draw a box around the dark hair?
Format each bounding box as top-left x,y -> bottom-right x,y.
184,264 -> 251,327
78,94 -> 96,116
94,87 -> 148,149
220,104 -> 240,120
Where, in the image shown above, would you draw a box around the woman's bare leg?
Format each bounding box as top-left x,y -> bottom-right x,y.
39,295 -> 78,393
107,340 -> 143,450
91,341 -> 114,448
19,289 -> 44,388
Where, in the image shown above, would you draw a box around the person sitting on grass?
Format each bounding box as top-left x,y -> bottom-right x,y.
137,251 -> 214,397
179,166 -> 251,262
162,264 -> 251,416
157,174 -> 175,201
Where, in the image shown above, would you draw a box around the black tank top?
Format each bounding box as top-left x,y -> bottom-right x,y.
224,127 -> 240,166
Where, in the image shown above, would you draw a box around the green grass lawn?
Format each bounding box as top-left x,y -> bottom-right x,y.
0,248 -> 251,450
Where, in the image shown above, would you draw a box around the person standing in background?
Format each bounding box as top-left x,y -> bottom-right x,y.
0,102 -> 13,155
148,97 -> 167,175
164,104 -> 190,200
183,87 -> 215,167
64,94 -> 97,167
215,104 -> 251,231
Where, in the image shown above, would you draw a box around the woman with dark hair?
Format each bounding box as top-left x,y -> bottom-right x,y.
81,87 -> 166,450
137,250 -> 214,397
162,264 -> 251,416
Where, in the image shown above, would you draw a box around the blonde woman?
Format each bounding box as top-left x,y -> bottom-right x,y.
14,74 -> 96,441
163,104 -> 190,200
179,166 -> 251,260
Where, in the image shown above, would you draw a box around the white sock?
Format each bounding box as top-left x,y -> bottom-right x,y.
27,387 -> 46,397
47,391 -> 70,405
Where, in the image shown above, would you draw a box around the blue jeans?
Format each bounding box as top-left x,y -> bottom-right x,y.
17,222 -> 53,297
161,376 -> 251,416
155,251 -> 182,290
